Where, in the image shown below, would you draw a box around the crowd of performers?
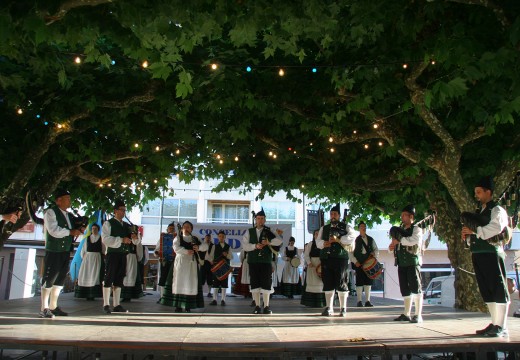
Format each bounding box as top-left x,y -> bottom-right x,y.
30,175 -> 514,338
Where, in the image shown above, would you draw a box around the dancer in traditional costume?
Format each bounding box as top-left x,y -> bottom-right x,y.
281,237 -> 301,298
301,230 -> 326,307
75,224 -> 104,300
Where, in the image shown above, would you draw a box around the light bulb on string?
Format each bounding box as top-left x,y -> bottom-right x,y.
234,156 -> 239,162
99,184 -> 104,188
142,60 -> 149,68
74,56 -> 81,64
278,68 -> 285,77
16,108 -> 23,115
44,121 -> 49,126
268,151 -> 273,156
57,124 -> 63,129
36,114 -> 41,119
111,60 -> 116,65
175,149 -> 180,155
155,146 -> 160,151
273,154 -> 277,159
216,154 -> 221,159
378,141 -> 383,146
108,183 -> 112,187
312,68 -> 317,73
211,63 -> 218,70
402,63 -> 408,69
301,184 -> 305,188
330,148 -> 335,153
328,137 -> 333,143
154,179 -> 158,184
373,124 -> 379,129
364,144 -> 369,149
134,143 -> 139,148
246,66 -> 252,72
431,60 -> 436,65
353,130 -> 357,134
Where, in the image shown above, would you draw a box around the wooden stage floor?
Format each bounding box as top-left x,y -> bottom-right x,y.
0,291 -> 519,359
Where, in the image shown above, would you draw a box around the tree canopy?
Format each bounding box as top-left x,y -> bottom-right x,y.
1,0 -> 520,309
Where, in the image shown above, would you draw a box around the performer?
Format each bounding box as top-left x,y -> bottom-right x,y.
39,189 -> 84,318
389,205 -> 424,323
461,176 -> 510,337
75,224 -> 104,300
200,234 -> 214,297
507,277 -> 520,318
232,250 -> 252,301
207,230 -> 233,305
171,221 -> 208,312
102,199 -> 139,314
242,209 -> 283,314
316,204 -> 356,317
154,222 -> 176,300
301,230 -> 326,308
121,230 -> 144,301
281,237 -> 300,298
352,221 -> 378,308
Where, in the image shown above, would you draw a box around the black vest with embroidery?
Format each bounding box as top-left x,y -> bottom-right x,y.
86,235 -> 102,253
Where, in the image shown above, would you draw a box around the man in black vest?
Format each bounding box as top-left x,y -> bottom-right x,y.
352,221 -> 378,308
389,205 -> 424,323
242,209 -> 283,314
207,230 -> 233,305
461,176 -> 510,337
101,199 -> 138,314
316,204 -> 356,317
40,189 -> 84,318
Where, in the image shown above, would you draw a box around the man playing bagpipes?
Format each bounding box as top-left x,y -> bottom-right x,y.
389,205 -> 424,323
461,176 -> 510,337
316,204 -> 356,317
242,208 -> 283,315
206,230 -> 233,306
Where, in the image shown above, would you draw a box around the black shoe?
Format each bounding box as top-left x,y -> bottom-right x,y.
476,323 -> 494,335
253,306 -> 262,314
485,325 -> 504,337
50,307 -> 68,316
221,300 -> 226,306
174,307 -> 183,313
357,301 -> 363,307
210,300 -> 217,305
250,300 -> 256,307
103,305 -> 112,314
410,315 -> 423,323
288,295 -> 294,299
394,314 -> 410,321
339,308 -> 347,317
263,306 -> 272,314
207,293 -> 213,298
112,305 -> 128,313
321,307 -> 333,316
514,313 -> 520,318
185,308 -> 191,313
365,301 -> 374,307
39,308 -> 55,319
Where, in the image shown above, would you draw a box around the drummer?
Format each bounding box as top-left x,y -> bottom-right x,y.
206,230 -> 233,306
154,222 -> 176,301
351,221 -> 378,308
281,237 -> 301,299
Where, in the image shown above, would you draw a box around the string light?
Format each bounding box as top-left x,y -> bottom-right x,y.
278,68 -> 285,76
154,179 -> 158,183
57,124 -> 63,129
175,149 -> 180,155
44,121 -> 49,126
373,124 -> 379,129
246,66 -> 252,72
111,60 -> 116,65
301,184 -> 305,188
155,146 -> 160,151
402,64 -> 408,69
328,136 -> 333,143
16,108 -> 23,115
134,143 -> 139,148
216,154 -> 221,159
108,183 -> 112,187
219,159 -> 224,164
269,151 -> 273,156
211,63 -> 218,70
312,68 -> 317,73
142,60 -> 149,68
234,156 -> 239,161
99,184 -> 104,188
273,154 -> 277,159
36,114 -> 41,119
330,148 -> 335,153
74,56 -> 81,64
364,144 -> 369,149
353,130 -> 357,134
431,60 -> 436,65
378,141 -> 383,146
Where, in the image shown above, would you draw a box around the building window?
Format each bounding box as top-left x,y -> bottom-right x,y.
260,201 -> 296,226
141,199 -> 197,225
208,203 -> 250,224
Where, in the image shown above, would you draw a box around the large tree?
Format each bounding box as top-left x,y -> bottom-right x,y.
0,0 -> 519,310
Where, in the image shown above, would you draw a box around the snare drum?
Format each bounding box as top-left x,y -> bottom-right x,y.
290,257 -> 301,268
211,259 -> 233,281
362,255 -> 383,280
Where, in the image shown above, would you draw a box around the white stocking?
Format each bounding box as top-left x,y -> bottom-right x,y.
41,287 -> 51,311
49,286 -> 63,310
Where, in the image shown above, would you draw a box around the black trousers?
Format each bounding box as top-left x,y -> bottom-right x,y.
249,262 -> 272,291
397,265 -> 421,296
41,251 -> 70,288
472,252 -> 509,303
322,257 -> 349,292
104,252 -> 127,288
352,262 -> 373,287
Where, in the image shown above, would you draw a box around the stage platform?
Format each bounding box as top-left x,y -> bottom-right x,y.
0,292 -> 519,360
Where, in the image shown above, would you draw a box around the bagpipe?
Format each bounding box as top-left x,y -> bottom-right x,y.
389,211 -> 436,257
177,222 -> 204,265
0,196 -> 24,235
322,208 -> 353,258
461,172 -> 520,247
251,210 -> 279,258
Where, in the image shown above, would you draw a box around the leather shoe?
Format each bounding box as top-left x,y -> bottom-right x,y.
365,301 -> 374,307
339,308 -> 347,317
50,307 -> 68,316
103,305 -> 111,314
210,300 -> 217,305
263,306 -> 272,314
357,301 -> 363,307
476,323 -> 494,335
39,308 -> 55,319
321,307 -> 333,316
112,305 -> 128,313
221,300 -> 226,306
253,306 -> 262,314
394,314 -> 410,321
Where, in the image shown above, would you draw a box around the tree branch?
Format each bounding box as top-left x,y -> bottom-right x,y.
445,0 -> 510,29
44,0 -> 115,25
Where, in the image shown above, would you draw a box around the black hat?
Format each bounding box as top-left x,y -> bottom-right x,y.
330,203 -> 340,213
402,204 -> 415,216
114,199 -> 125,210
54,188 -> 70,200
182,220 -> 194,230
476,176 -> 494,192
218,230 -> 226,235
256,208 -> 266,217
